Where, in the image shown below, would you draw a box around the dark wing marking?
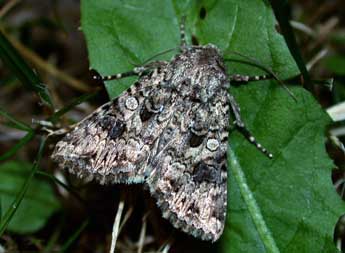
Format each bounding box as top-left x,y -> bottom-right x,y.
52,67 -> 175,184
145,89 -> 229,241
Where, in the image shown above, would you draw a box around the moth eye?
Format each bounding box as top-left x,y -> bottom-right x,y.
189,131 -> 205,147
109,121 -> 125,139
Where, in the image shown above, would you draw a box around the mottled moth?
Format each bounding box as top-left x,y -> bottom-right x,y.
52,19 -> 272,242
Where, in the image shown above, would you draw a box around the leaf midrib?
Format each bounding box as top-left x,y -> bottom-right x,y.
229,148 -> 280,253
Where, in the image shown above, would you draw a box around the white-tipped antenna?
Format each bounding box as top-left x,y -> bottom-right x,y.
180,16 -> 187,51
225,50 -> 297,102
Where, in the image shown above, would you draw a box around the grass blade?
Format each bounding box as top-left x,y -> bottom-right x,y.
0,29 -> 53,108
0,107 -> 32,131
36,171 -> 86,206
268,0 -> 313,92
60,219 -> 89,252
0,197 -> 2,224
0,137 -> 46,236
48,91 -> 99,124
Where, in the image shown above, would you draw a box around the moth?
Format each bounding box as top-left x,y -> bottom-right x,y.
52,20 -> 272,242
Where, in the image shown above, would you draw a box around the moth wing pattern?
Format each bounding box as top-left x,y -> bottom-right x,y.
53,44 -> 232,242
52,67 -> 170,185
145,87 -> 229,241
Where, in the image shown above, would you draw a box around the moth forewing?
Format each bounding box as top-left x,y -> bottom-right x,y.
53,24 -> 272,241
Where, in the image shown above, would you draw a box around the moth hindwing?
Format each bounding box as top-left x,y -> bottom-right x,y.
52,21 -> 272,242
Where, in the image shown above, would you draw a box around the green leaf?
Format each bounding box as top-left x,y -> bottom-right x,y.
81,0 -> 344,252
323,55 -> 345,76
0,30 -> 53,108
81,0 -> 181,98
0,159 -> 60,234
0,138 -> 47,235
225,86 -> 343,253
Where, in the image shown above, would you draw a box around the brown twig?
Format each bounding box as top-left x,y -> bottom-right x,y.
1,27 -> 92,92
0,0 -> 20,18
137,217 -> 147,253
110,200 -> 125,253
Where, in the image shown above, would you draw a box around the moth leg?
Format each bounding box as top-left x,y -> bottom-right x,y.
230,74 -> 272,83
228,93 -> 273,158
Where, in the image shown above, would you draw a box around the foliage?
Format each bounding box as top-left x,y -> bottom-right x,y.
0,160 -> 60,234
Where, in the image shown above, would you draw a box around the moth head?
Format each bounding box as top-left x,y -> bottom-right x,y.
171,44 -> 227,102
195,44 -> 223,65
